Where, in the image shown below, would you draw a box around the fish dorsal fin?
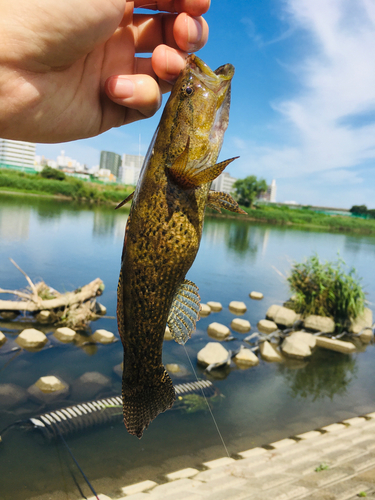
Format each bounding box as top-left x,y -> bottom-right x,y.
207,191 -> 247,214
115,191 -> 135,210
168,138 -> 239,189
167,279 -> 201,345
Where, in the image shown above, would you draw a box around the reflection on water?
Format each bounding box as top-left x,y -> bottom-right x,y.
280,349 -> 358,401
0,195 -> 375,500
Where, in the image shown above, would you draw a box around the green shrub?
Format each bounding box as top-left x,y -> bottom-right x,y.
40,166 -> 66,180
287,255 -> 366,331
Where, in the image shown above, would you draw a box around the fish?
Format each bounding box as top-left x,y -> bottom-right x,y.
116,54 -> 246,438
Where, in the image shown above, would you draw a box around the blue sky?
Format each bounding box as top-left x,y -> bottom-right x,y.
36,0 -> 375,208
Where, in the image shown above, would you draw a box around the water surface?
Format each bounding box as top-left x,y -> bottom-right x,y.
0,194 -> 374,500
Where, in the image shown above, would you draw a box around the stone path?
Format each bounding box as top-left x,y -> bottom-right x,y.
86,412 -> 375,500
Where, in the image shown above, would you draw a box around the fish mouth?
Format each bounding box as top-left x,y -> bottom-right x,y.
187,54 -> 234,92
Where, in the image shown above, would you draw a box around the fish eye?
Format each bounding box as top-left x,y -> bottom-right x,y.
184,86 -> 194,96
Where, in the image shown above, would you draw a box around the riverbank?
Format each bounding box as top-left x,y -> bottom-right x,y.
69,412 -> 375,500
0,168 -> 133,205
1,168 -> 375,235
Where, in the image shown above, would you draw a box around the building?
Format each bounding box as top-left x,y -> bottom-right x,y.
120,154 -> 145,185
0,139 -> 36,171
211,171 -> 237,194
100,151 -> 122,179
258,179 -> 277,202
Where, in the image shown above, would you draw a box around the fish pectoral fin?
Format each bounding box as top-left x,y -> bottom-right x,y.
207,191 -> 247,214
169,137 -> 239,189
115,191 -> 135,210
167,279 -> 201,345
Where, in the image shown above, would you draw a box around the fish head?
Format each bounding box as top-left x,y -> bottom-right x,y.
160,54 -> 235,167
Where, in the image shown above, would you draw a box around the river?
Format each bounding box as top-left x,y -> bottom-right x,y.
0,194 -> 374,500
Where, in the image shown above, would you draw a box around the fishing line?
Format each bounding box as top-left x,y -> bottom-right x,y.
53,425 -> 99,500
183,345 -> 230,457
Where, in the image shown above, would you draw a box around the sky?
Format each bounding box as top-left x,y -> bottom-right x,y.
36,0 -> 375,208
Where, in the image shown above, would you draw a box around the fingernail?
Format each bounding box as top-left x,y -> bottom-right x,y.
187,18 -> 203,49
109,78 -> 134,99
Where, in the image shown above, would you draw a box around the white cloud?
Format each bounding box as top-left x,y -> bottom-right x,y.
238,0 -> 375,201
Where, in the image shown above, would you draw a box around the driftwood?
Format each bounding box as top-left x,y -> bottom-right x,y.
0,259 -> 105,329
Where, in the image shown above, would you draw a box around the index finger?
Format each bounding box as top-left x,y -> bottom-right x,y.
134,0 -> 210,17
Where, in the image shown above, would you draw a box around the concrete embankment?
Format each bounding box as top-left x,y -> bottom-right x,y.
85,412 -> 375,500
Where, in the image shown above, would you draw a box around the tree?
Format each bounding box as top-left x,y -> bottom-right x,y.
350,204 -> 367,215
233,175 -> 268,208
40,166 -> 66,181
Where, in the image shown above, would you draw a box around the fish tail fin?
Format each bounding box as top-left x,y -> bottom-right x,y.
122,367 -> 175,438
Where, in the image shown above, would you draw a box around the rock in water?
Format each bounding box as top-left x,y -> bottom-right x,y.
197,343 -> 230,367
304,315 -> 335,333
259,341 -> 282,362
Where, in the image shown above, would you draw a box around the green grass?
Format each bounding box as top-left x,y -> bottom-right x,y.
207,202 -> 375,235
0,168 -> 133,204
287,254 -> 366,331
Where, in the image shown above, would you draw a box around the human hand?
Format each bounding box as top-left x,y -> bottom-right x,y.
0,0 -> 209,143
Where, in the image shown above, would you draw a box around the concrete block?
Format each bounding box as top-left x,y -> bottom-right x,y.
121,480 -> 157,496
320,423 -> 347,433
342,417 -> 367,426
203,457 -> 235,469
259,483 -> 310,500
318,479 -> 370,500
270,438 -> 297,449
345,452 -> 375,473
150,479 -> 196,497
295,430 -> 322,440
237,447 -> 268,459
206,301 -> 222,312
228,301 -> 247,314
165,468 -> 199,481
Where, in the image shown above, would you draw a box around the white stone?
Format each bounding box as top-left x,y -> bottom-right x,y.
207,301 -> 222,312
54,327 -> 76,343
0,383 -> 27,409
164,325 -> 173,340
165,363 -> 181,374
315,336 -> 356,354
249,291 -> 263,300
281,336 -> 312,359
0,331 -> 6,346
35,376 -> 67,393
257,319 -> 278,334
259,341 -> 282,362
28,376 -> 69,403
35,310 -> 51,323
350,307 -> 373,334
266,305 -> 281,320
288,331 -> 316,348
359,328 -> 374,343
234,348 -> 259,367
304,315 -> 335,333
197,342 -> 230,367
229,301 -> 247,314
121,480 -> 157,496
166,468 -> 199,481
273,306 -> 297,327
231,318 -> 251,333
207,322 -> 230,340
91,329 -> 115,344
95,302 -> 107,315
296,431 -> 322,440
16,328 -> 47,350
200,303 -> 211,317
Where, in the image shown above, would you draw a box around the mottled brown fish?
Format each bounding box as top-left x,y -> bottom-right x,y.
117,54 -> 246,438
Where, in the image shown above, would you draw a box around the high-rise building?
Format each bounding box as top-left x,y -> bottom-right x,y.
0,139 -> 36,171
258,179 -> 277,202
100,151 -> 121,179
211,171 -> 237,194
120,154 -> 145,185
